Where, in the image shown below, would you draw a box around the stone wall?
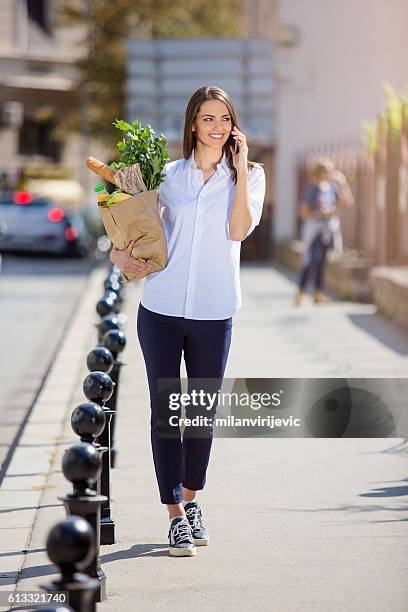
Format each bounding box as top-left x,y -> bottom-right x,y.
277,240 -> 408,332
370,267 -> 408,333
276,240 -> 373,302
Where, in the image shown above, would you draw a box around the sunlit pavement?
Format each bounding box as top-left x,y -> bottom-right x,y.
229,263 -> 408,379
100,264 -> 408,611
3,263 -> 407,612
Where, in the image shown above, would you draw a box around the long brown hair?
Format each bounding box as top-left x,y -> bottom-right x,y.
182,86 -> 263,185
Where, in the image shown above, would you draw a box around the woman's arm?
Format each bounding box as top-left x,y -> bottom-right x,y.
228,169 -> 253,241
227,127 -> 265,241
110,240 -> 151,275
332,171 -> 354,207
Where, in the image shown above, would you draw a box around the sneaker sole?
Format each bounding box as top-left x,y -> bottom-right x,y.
168,546 -> 197,557
194,537 -> 209,546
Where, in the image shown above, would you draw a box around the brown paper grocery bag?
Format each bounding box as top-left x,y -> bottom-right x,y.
99,190 -> 167,282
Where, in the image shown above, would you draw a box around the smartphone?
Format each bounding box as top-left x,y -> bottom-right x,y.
230,126 -> 239,154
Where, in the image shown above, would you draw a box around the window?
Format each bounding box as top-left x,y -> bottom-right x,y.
18,119 -> 61,162
26,0 -> 49,34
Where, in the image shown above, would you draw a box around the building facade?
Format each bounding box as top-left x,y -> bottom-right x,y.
0,2 -> 72,178
275,0 -> 408,242
0,0 -> 278,238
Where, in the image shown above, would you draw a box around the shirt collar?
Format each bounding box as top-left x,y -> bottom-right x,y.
185,148 -> 230,176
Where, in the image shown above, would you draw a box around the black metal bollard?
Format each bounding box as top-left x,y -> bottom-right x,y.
103,277 -> 122,293
103,270 -> 125,311
71,401 -> 106,445
109,265 -> 125,285
104,290 -> 118,303
40,515 -> 99,612
111,300 -> 122,316
83,371 -> 115,405
102,290 -> 121,315
96,315 -> 121,346
60,443 -> 107,603
101,363 -> 122,470
104,280 -> 125,305
103,329 -> 127,469
70,399 -> 106,505
102,329 -> 126,362
83,371 -> 115,545
86,345 -> 114,374
83,354 -> 116,542
96,295 -> 116,318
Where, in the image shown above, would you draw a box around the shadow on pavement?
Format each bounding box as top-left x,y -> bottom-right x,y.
0,562 -> 56,584
101,543 -> 170,563
359,485 -> 408,497
348,313 -> 408,355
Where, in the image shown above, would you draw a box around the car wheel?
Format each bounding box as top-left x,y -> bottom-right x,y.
64,242 -> 87,258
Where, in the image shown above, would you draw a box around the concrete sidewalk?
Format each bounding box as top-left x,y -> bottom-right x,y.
1,264 -> 407,611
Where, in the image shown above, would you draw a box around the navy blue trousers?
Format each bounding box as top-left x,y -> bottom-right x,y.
299,232 -> 330,291
137,302 -> 232,504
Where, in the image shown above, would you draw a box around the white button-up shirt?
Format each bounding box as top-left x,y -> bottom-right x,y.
141,148 -> 266,320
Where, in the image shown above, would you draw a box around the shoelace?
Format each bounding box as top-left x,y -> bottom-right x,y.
170,520 -> 193,544
185,506 -> 203,530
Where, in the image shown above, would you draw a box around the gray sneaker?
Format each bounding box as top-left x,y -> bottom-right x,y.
184,501 -> 209,546
168,516 -> 197,557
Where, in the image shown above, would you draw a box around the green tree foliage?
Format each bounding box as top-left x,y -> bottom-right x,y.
361,83 -> 408,155
58,0 -> 244,143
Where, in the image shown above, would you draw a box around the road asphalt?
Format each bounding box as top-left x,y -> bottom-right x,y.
0,254 -> 93,484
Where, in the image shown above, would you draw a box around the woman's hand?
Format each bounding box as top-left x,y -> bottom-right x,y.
110,240 -> 151,275
230,126 -> 249,174
332,169 -> 354,206
331,170 -> 347,187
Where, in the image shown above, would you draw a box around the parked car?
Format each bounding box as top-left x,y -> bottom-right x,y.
0,191 -> 91,257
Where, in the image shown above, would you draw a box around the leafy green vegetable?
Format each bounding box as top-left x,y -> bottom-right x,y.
110,118 -> 170,190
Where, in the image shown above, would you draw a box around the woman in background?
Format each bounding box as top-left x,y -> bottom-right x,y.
294,157 -> 353,306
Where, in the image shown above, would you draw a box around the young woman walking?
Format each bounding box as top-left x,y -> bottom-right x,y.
111,86 -> 266,557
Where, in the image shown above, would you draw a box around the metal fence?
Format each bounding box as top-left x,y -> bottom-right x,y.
297,111 -> 408,266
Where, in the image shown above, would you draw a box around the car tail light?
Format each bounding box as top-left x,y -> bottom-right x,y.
14,191 -> 33,205
65,227 -> 78,241
48,207 -> 65,222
